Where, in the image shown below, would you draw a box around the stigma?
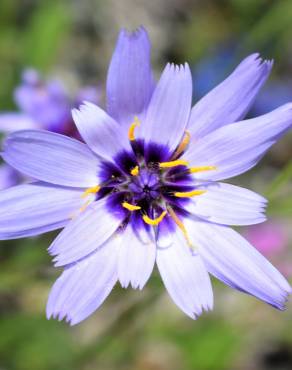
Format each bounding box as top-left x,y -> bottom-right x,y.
130,166 -> 139,176
142,211 -> 167,226
174,189 -> 206,198
172,130 -> 191,158
122,202 -> 141,211
81,185 -> 100,198
159,159 -> 189,168
167,206 -> 193,248
128,116 -> 140,141
189,166 -> 217,173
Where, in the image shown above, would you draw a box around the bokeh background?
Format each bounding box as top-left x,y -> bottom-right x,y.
0,0 -> 292,369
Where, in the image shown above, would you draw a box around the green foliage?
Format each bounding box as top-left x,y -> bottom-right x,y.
21,2 -> 71,70
0,315 -> 75,370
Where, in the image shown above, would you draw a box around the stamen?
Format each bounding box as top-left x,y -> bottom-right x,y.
81,185 -> 101,198
174,189 -> 206,198
142,211 -> 167,226
130,165 -> 139,176
128,116 -> 140,141
122,202 -> 141,211
159,159 -> 189,168
189,166 -> 217,173
172,130 -> 191,158
167,207 -> 193,248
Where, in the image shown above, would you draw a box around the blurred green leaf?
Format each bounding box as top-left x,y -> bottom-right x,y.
21,2 -> 71,70
148,316 -> 241,370
0,314 -> 76,370
241,0 -> 292,53
265,161 -> 292,199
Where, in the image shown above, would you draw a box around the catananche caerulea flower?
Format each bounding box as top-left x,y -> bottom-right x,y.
0,27 -> 291,325
0,69 -> 100,188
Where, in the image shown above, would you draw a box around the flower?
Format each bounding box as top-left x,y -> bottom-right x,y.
0,68 -> 100,188
0,27 -> 291,325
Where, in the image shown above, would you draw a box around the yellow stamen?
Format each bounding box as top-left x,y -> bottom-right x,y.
130,165 -> 139,176
128,116 -> 140,141
167,207 -> 193,248
81,185 -> 101,198
159,159 -> 189,168
122,202 -> 141,211
189,166 -> 217,173
142,211 -> 167,226
174,189 -> 206,198
173,130 -> 191,158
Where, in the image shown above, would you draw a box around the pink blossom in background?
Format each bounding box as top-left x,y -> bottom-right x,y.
244,222 -> 287,258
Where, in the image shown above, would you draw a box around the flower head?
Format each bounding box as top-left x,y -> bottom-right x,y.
0,27 -> 291,325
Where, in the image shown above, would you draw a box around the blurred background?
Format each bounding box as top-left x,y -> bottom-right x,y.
0,0 -> 292,369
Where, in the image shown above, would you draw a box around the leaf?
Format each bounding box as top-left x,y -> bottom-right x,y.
21,2 -> 71,70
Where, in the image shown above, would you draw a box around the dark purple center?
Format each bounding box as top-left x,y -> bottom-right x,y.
96,140 -> 195,233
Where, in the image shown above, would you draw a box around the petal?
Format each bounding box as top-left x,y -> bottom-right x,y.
2,130 -> 101,187
118,225 -> 156,289
49,196 -> 124,266
0,183 -> 84,239
188,54 -> 273,138
185,182 -> 267,226
106,27 -> 154,124
185,220 -> 291,309
185,104 -> 292,181
72,102 -> 131,160
0,164 -> 21,189
143,63 -> 192,154
156,231 -> 213,319
47,236 -> 118,325
0,113 -> 39,132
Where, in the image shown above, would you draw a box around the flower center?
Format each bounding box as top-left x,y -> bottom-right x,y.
80,116 -> 217,246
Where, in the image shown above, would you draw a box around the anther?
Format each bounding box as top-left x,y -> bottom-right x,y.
142,211 -> 167,226
128,116 -> 140,141
172,130 -> 191,159
130,165 -> 139,176
189,166 -> 217,173
174,189 -> 206,198
159,159 -> 189,168
81,185 -> 101,198
122,202 -> 141,211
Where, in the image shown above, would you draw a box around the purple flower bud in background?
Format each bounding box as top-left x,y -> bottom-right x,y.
0,68 -> 101,188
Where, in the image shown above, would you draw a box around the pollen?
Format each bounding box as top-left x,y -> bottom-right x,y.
189,166 -> 217,173
159,159 -> 189,168
142,210 -> 167,226
81,185 -> 101,198
130,165 -> 139,176
174,189 -> 206,198
122,202 -> 141,211
128,116 -> 140,141
167,207 -> 193,248
172,130 -> 191,158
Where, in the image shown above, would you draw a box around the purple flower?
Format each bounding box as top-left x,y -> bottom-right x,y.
0,27 -> 291,325
0,69 -> 100,188
0,68 -> 100,135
